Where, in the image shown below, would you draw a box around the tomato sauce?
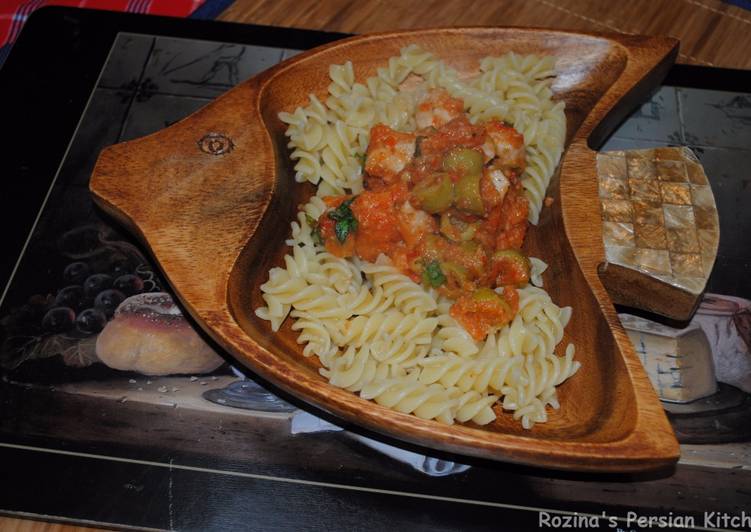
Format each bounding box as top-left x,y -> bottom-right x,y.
316,91 -> 532,340
450,287 -> 520,341
350,185 -> 406,262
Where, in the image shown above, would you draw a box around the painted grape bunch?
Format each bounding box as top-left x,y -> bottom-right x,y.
0,224 -> 165,369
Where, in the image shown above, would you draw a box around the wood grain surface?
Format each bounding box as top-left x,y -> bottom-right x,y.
11,2 -> 750,530
219,0 -> 751,69
90,28 -> 681,472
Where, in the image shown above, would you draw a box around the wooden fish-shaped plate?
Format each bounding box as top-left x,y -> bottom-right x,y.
90,28 -> 681,472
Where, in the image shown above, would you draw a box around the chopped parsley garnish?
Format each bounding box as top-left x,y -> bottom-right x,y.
422,260 -> 446,288
306,214 -> 324,246
328,197 -> 358,243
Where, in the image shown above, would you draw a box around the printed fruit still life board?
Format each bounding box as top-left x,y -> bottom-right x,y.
90,28 -> 681,472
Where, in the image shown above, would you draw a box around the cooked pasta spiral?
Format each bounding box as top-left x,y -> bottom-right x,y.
255,46 -> 578,428
358,258 -> 438,316
360,378 -> 457,425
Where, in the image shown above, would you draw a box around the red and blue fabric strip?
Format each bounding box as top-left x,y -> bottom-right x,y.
0,0 -> 213,48
0,0 -> 236,68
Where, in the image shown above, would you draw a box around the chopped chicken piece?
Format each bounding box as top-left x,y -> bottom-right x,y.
365,125 -> 417,183
481,120 -> 526,172
397,200 -> 438,247
415,88 -> 464,129
481,167 -> 510,209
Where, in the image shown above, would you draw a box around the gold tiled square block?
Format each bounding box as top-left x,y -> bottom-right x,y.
660,182 -> 692,205
603,221 -> 635,248
606,245 -> 638,266
602,199 -> 634,223
656,160 -> 688,182
691,185 -> 714,208
670,253 -> 704,277
635,248 -> 671,274
597,152 -> 627,179
629,178 -> 661,203
599,176 -> 630,199
702,253 -> 716,277
627,151 -> 656,179
694,206 -> 716,230
634,223 -> 667,249
663,205 -> 695,229
634,200 -> 664,225
666,228 -> 700,253
598,147 -> 718,297
686,161 -> 708,185
697,228 -> 719,254
654,147 -> 685,161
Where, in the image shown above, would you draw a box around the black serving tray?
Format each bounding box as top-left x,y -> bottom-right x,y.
1,7 -> 750,531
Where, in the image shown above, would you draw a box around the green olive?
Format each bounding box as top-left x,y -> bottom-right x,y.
471,287 -> 512,313
412,173 -> 454,213
471,287 -> 500,302
439,213 -> 457,240
454,173 -> 484,215
443,148 -> 484,176
439,213 -> 478,241
441,261 -> 469,285
492,250 -> 531,275
459,223 -> 479,241
492,250 -> 531,286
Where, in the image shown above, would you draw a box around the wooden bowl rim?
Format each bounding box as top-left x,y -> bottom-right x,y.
91,26 -> 681,472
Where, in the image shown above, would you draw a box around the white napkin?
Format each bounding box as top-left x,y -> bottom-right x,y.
290,411 -> 471,477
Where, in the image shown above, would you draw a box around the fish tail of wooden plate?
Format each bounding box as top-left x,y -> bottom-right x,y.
558,35 -> 681,465
89,74 -> 274,320
565,36 -> 709,323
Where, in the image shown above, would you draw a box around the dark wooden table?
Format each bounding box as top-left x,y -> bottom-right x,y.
219,0 -> 751,70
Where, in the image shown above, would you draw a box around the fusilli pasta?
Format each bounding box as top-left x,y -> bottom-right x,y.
257,45 -> 577,429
